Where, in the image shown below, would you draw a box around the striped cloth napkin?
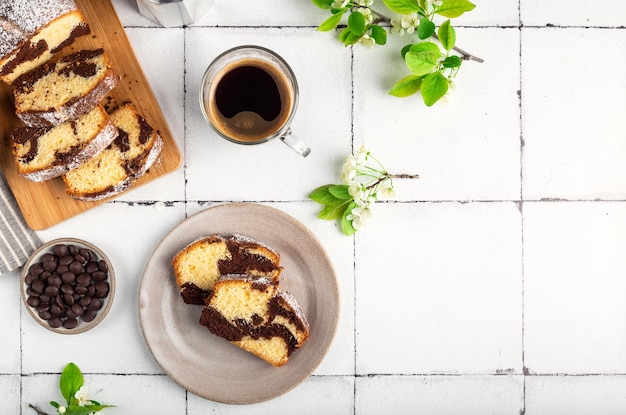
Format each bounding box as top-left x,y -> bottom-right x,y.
0,174 -> 41,275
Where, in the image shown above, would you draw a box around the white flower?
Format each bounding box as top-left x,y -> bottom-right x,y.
75,386 -> 91,407
360,34 -> 375,47
348,183 -> 364,200
390,16 -> 405,35
354,144 -> 369,164
379,179 -> 397,199
58,406 -> 66,415
331,0 -> 348,8
341,155 -> 358,184
347,204 -> 372,229
402,13 -> 419,34
357,7 -> 374,24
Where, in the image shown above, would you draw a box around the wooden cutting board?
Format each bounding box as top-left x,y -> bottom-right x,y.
0,0 -> 182,230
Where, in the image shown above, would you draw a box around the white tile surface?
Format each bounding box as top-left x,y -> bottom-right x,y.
521,0 -> 626,27
524,202 -> 626,374
525,375 -> 626,415
0,375 -> 20,414
353,28 -> 522,201
356,375 -> 524,414
4,0 -> 626,413
355,202 -> 523,375
0,269 -> 20,374
522,28 -> 626,200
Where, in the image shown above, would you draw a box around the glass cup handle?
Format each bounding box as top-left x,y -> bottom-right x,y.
280,128 -> 311,157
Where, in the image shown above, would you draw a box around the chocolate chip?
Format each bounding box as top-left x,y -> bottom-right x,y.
24,243 -> 110,330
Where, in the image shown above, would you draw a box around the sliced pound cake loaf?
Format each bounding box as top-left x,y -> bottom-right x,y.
63,103 -> 164,201
0,0 -> 90,84
199,275 -> 309,367
10,105 -> 117,182
13,48 -> 119,127
172,234 -> 283,305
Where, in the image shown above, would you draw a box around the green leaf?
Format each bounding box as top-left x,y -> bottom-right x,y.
65,404 -> 114,415
309,185 -> 338,205
421,71 -> 449,106
438,19 -> 456,51
389,74 -> 424,97
382,0 -> 421,13
370,25 -> 387,45
60,363 -> 84,406
400,43 -> 414,59
318,199 -> 352,220
318,9 -> 346,31
442,55 -> 462,68
404,42 -> 441,76
435,0 -> 476,18
339,27 -> 361,45
312,0 -> 334,9
348,11 -> 366,36
417,18 -> 435,40
341,201 -> 358,236
328,184 -> 352,200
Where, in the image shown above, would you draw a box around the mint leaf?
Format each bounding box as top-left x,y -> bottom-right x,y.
435,0 -> 476,18
370,25 -> 387,45
417,18 -> 435,40
328,184 -> 352,200
348,11 -> 366,36
341,201 -> 358,236
382,0 -> 421,13
318,9 -> 345,31
318,199 -> 352,220
60,363 -> 84,406
390,74 -> 423,97
421,71 -> 449,106
438,19 -> 456,51
405,42 -> 441,76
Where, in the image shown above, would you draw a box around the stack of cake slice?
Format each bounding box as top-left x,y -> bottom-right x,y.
172,234 -> 310,367
0,0 -> 163,200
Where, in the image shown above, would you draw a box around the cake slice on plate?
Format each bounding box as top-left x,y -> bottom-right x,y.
199,274 -> 309,367
172,234 -> 283,305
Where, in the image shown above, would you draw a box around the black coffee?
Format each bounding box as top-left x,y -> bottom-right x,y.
208,58 -> 293,143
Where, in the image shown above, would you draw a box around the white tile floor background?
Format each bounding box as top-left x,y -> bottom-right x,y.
1,0 -> 626,413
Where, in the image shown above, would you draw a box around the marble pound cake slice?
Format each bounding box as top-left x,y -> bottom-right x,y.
13,48 -> 119,127
63,103 -> 164,201
172,234 -> 283,305
199,275 -> 309,367
10,105 -> 117,182
0,0 -> 90,84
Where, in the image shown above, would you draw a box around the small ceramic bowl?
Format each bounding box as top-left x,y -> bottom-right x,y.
21,238 -> 116,334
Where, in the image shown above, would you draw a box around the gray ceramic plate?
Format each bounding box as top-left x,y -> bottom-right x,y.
139,203 -> 339,404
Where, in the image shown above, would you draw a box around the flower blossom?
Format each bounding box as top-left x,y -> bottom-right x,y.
356,7 -> 374,24
341,155 -> 358,184
390,13 -> 419,35
75,386 -> 91,407
347,204 -> 372,229
58,407 -> 66,415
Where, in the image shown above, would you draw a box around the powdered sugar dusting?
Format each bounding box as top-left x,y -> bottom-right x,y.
0,0 -> 78,33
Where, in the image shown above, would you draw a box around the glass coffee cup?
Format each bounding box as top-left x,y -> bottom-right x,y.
199,45 -> 311,157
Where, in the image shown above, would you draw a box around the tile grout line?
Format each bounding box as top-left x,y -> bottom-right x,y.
518,1 -> 527,414
351,97 -> 357,410
182,24 -> 190,415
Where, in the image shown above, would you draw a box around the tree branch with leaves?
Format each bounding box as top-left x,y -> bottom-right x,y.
312,0 -> 481,106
